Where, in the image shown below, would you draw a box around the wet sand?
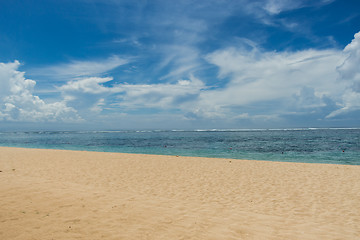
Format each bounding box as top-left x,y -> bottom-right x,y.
0,147 -> 359,239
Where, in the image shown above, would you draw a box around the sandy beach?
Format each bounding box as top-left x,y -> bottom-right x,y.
0,147 -> 359,239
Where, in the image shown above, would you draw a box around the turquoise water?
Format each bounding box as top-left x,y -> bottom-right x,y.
0,128 -> 359,165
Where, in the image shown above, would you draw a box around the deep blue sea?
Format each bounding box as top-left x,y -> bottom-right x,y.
0,128 -> 359,165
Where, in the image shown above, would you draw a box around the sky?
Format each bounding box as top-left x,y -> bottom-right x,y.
0,0 -> 360,130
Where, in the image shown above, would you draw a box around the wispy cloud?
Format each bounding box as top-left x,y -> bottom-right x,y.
32,55 -> 129,79
57,74 -> 206,114
262,0 -> 303,15
114,74 -> 205,109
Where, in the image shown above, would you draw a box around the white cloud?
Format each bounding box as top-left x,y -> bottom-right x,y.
0,61 -> 81,122
328,31 -> 360,117
337,32 -> 360,83
195,31 -> 360,121
200,47 -> 344,119
57,77 -> 120,115
58,77 -> 120,94
33,55 -> 129,79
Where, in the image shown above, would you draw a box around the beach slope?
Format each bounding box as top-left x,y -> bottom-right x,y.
0,147 -> 359,239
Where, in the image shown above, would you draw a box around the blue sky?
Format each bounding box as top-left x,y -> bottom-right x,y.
0,0 -> 360,130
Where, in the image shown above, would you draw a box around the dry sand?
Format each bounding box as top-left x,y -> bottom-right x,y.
0,147 -> 359,239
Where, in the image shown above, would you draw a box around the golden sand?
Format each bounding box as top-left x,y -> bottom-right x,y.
0,147 -> 359,239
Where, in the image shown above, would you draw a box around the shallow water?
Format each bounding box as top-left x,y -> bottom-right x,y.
0,128 -> 359,165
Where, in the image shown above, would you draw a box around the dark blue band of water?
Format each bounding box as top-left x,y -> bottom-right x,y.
0,129 -> 359,165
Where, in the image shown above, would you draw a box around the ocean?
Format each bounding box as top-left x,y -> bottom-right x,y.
0,128 -> 359,165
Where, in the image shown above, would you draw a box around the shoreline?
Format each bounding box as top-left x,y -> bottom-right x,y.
0,145 -> 357,166
1,147 -> 359,239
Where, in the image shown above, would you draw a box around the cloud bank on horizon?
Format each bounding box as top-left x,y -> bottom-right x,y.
0,0 -> 359,130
